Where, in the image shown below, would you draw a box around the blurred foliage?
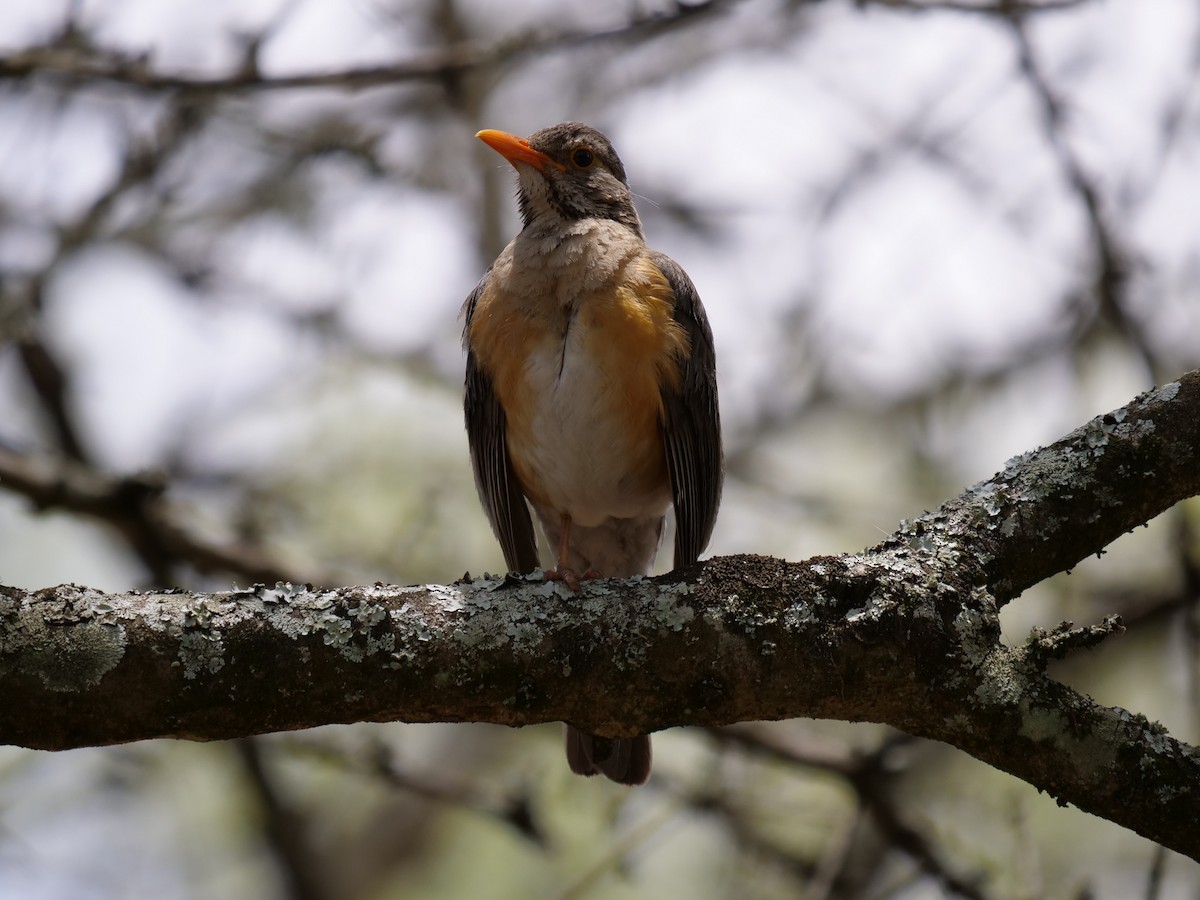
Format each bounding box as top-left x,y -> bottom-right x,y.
1,0 -> 1199,897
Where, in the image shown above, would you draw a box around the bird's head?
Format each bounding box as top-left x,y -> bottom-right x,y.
477,122 -> 642,237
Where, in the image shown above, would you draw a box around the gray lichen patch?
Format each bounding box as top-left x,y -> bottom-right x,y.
431,577 -> 551,657
425,573 -> 710,685
254,583 -> 414,666
972,650 -> 1025,709
1018,700 -> 1119,776
178,626 -> 225,680
647,581 -> 696,632
1140,381 -> 1180,406
65,582 -> 413,678
167,597 -> 230,679
0,600 -> 127,692
1002,393 -> 1164,510
948,582 -> 1000,642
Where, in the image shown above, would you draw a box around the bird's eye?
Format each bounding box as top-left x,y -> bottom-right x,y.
570,148 -> 595,169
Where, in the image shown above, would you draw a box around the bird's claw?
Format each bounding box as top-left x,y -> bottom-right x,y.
545,566 -> 600,592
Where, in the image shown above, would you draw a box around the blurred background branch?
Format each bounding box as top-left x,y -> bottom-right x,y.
1,0 -> 1198,897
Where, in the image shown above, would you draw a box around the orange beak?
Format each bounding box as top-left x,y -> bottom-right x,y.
476,129 -> 562,172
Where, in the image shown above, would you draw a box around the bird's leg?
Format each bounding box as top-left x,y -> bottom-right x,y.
545,513 -> 599,591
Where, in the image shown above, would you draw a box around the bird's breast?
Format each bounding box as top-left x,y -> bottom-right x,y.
469,251 -> 690,527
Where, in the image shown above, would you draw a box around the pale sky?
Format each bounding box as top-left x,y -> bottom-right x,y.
1,3 -> 1199,897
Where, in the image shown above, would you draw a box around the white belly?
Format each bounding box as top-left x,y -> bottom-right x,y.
512,327 -> 670,528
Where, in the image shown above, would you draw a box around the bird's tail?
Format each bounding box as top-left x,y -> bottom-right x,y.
564,725 -> 652,785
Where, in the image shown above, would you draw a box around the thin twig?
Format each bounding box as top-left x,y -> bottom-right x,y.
0,444 -> 322,585
0,2 -> 736,96
235,739 -> 328,900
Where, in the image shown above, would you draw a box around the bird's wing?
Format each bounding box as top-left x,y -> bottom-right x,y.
462,275 -> 540,574
649,251 -> 724,568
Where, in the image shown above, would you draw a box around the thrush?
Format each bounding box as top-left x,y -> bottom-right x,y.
463,122 -> 723,785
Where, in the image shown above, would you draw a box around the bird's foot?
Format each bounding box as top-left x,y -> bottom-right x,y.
545,566 -> 600,592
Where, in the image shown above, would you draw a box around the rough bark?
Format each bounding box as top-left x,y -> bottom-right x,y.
2,371 -> 1199,860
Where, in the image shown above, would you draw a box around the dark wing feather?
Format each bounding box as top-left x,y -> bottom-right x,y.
462,275 -> 540,574
650,252 -> 724,568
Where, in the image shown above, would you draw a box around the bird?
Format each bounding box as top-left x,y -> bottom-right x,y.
462,122 -> 723,785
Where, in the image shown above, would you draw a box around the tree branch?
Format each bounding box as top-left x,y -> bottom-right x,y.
2,371 -> 1199,860
0,2 -> 732,96
862,0 -> 1095,16
0,445 -> 321,585
897,375 -> 1200,603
